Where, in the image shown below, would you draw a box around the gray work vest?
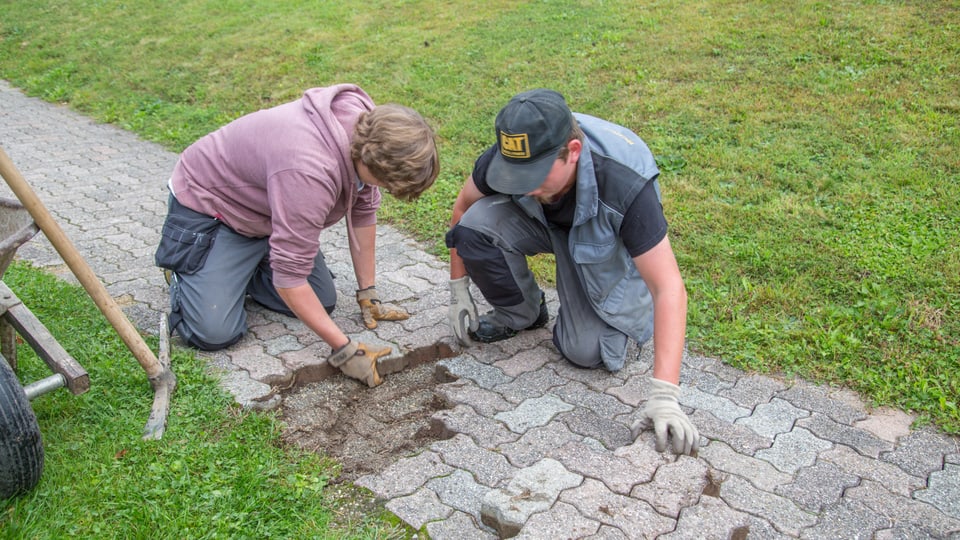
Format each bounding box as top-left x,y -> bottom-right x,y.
515,113 -> 662,346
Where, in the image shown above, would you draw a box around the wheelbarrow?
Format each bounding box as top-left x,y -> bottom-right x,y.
0,146 -> 175,499
0,197 -> 89,499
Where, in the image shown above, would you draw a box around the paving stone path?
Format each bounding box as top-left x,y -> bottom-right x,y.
2,80 -> 958,539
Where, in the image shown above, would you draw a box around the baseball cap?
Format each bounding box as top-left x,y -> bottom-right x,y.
487,89 -> 574,195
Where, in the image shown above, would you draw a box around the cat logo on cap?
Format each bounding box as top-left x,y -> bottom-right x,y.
499,132 -> 530,159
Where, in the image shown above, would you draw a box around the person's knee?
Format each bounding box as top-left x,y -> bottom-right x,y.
174,317 -> 244,351
552,330 -> 603,369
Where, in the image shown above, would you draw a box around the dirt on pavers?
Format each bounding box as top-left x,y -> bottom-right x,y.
279,359 -> 457,483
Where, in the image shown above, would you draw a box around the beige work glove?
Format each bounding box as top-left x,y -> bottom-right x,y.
356,286 -> 410,329
327,339 -> 390,387
448,277 -> 479,345
631,377 -> 700,455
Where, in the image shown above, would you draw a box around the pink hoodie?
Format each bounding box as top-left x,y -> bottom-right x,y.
169,84 -> 381,288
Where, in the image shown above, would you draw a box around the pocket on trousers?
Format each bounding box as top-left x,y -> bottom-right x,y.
154,211 -> 221,275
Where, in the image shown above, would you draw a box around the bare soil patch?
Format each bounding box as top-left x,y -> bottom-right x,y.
279,359 -> 456,483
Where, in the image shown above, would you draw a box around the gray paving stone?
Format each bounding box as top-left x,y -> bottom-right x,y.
514,501 -> 602,539
493,346 -> 555,377
550,360 -> 630,393
500,421 -> 583,468
720,476 -> 818,537
426,469 -> 490,522
605,374 -> 648,407
913,463 -> 960,520
432,404 -> 521,448
658,494 -> 753,540
437,355 -> 514,389
425,509 -> 497,540
612,438 -> 671,482
549,440 -> 655,495
355,450 -> 453,499
558,408 -> 634,450
735,397 -> 810,438
436,379 -> 515,416
847,479 -> 960,538
561,478 -> 675,538
385,487 -> 453,531
698,441 -> 792,492
679,366 -> 735,394
629,455 -> 709,518
776,380 -> 868,424
818,444 -> 925,497
480,459 -> 583,538
754,427 -> 833,474
217,370 -> 280,411
797,412 -> 894,459
495,393 -> 574,433
680,386 -> 751,423
553,380 -> 634,418
583,525 -> 630,539
228,343 -> 293,387
773,461 -> 860,512
798,498 -> 891,539
431,434 -> 517,488
494,366 -> 570,405
717,374 -> 787,410
881,428 -> 960,478
688,409 -> 773,455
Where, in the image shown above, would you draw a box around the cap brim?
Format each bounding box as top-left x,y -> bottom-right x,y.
487,149 -> 558,195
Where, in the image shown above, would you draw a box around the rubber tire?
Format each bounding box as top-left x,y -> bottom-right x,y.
0,354 -> 44,499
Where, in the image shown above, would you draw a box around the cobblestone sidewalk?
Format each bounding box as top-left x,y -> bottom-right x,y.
2,81 -> 958,539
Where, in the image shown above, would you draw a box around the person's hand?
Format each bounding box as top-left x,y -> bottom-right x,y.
327,339 -> 391,387
631,377 -> 699,455
356,286 -> 410,329
448,277 -> 479,345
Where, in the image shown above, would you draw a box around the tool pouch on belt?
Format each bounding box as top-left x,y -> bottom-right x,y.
154,196 -> 221,275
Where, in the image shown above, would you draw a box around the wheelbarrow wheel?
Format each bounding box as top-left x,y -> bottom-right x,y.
0,353 -> 44,499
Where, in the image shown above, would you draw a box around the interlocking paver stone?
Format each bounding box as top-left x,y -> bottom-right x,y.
629,456 -> 709,518
797,412 -> 893,459
560,478 -> 675,539
426,468 -> 491,521
773,461 -> 860,513
355,450 -> 453,499
719,476 -> 818,536
913,463 -> 960,520
880,428 -> 960,478
385,487 -> 453,531
698,441 -> 791,491
846,479 -> 960,538
495,393 -> 575,433
658,493 -> 753,540
480,458 -> 583,537
755,427 -> 833,474
735,397 -> 809,438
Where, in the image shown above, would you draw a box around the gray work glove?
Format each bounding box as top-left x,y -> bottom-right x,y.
448,277 -> 479,345
631,377 -> 700,455
328,339 -> 390,388
356,285 -> 410,330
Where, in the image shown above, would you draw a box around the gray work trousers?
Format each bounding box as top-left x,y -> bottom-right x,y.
453,195 -> 632,370
161,196 -> 335,351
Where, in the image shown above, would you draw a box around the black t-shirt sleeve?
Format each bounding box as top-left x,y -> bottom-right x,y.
621,180 -> 668,257
471,145 -> 499,196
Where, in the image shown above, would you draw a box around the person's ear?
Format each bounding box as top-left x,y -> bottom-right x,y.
566,139 -> 582,163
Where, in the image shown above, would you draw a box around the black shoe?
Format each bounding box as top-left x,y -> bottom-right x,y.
469,293 -> 549,343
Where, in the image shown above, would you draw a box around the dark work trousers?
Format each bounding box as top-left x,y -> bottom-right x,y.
449,195 -> 632,370
160,195 -> 336,351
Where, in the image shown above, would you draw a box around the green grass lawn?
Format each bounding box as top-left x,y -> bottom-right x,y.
0,0 -> 957,532
1,261 -> 410,538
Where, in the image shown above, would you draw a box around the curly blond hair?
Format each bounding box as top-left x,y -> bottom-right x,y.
351,104 -> 439,202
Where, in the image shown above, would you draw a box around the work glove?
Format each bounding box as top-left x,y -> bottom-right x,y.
327,339 -> 391,387
356,286 -> 410,329
631,377 -> 700,455
448,277 -> 479,345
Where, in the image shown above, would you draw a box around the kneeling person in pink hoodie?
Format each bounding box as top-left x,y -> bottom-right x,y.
155,84 -> 439,387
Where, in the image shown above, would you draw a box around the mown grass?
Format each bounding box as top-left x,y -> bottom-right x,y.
0,261 -> 410,538
0,0 -> 956,499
